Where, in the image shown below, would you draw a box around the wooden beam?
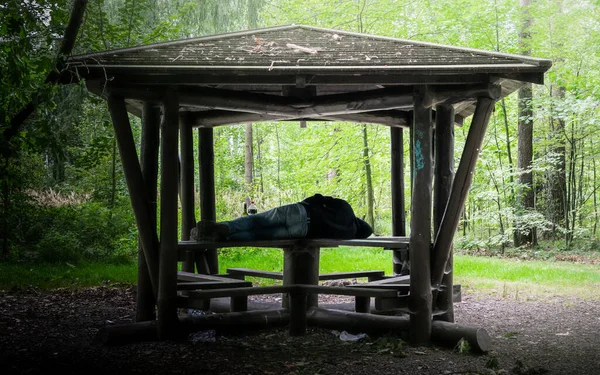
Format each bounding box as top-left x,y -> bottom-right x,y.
65,71 -> 493,87
307,308 -> 491,352
135,102 -> 160,322
409,86 -> 433,345
95,309 -> 290,345
423,83 -> 501,108
179,113 -> 196,273
433,104 -> 456,323
391,127 -> 407,275
107,95 -> 159,296
103,85 -> 415,117
431,96 -> 496,292
198,127 -> 218,274
157,89 -> 180,340
191,109 -> 411,128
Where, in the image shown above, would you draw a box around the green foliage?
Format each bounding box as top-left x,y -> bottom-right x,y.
9,198 -> 135,264
454,338 -> 471,354
371,334 -> 407,357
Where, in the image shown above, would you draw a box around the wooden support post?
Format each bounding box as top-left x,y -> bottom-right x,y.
431,96 -> 496,293
136,102 -> 160,322
289,289 -> 308,336
391,127 -> 407,275
157,90 -> 180,340
434,104 -> 455,322
230,296 -> 248,312
107,95 -> 159,296
198,127 -> 218,274
355,297 -> 371,313
180,112 -> 196,272
283,246 -> 320,309
409,87 -> 433,345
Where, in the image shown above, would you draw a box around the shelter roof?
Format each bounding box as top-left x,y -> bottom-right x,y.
62,25 -> 552,126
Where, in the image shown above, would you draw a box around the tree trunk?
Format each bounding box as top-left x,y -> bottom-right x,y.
244,123 -> 253,207
515,0 -> 535,247
362,124 -> 375,229
1,158 -> 9,259
547,11 -> 567,239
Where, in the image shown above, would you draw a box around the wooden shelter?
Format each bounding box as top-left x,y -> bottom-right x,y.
60,25 -> 551,349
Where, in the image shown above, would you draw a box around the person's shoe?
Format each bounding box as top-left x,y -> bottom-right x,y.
196,220 -> 229,241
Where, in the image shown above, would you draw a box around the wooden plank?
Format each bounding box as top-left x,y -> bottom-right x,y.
346,283 -> 410,292
226,268 -> 284,280
299,285 -> 401,298
431,95 -> 497,292
353,275 -> 410,285
318,271 -> 385,281
434,103 -> 456,322
409,86 -> 433,345
176,281 -> 252,290
135,102 -> 160,322
391,126 -> 407,275
224,269 -> 386,283
107,95 -> 159,295
157,89 -> 180,340
180,285 -> 292,299
177,271 -> 248,283
177,237 -> 409,257
198,127 -> 218,273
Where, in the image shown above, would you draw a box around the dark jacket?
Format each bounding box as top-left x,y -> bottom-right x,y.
300,194 -> 373,239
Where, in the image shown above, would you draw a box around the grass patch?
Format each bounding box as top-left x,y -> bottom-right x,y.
454,255 -> 600,299
0,262 -> 137,290
1,250 -> 599,299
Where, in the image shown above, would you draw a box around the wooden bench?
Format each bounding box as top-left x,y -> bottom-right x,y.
351,275 -> 461,311
226,268 -> 385,282
177,271 -> 252,312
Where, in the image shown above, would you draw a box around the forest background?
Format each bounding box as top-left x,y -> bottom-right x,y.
1,0 -> 599,265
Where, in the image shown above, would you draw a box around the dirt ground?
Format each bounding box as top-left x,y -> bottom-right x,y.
0,284 -> 598,375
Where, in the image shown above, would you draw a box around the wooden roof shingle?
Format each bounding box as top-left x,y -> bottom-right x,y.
67,25 -> 550,73
62,25 -> 552,125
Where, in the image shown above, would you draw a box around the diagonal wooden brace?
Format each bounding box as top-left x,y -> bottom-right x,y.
108,95 -> 160,296
431,94 -> 497,292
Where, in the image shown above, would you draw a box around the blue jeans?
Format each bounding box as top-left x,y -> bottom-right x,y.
222,203 -> 309,241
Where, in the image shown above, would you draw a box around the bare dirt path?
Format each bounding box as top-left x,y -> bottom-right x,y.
0,285 -> 598,375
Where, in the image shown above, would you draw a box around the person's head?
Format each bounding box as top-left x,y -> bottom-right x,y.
355,218 -> 373,238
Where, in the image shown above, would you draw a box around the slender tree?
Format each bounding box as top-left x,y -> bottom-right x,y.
515,0 -> 536,246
